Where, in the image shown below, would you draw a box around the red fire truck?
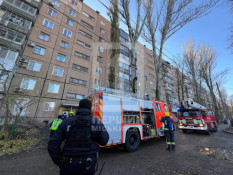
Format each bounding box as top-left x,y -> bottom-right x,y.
88,87 -> 173,152
177,99 -> 218,135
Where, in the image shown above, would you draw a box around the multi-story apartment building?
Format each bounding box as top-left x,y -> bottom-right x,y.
2,0 -> 214,124
0,0 -> 41,92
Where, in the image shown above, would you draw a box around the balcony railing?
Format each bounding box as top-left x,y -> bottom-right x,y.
0,10 -> 32,34
2,0 -> 37,21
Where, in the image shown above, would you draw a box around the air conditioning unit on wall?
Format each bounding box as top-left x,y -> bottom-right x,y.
14,87 -> 24,93
27,41 -> 35,47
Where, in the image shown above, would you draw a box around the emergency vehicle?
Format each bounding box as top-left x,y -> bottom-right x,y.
88,87 -> 173,152
177,99 -> 217,135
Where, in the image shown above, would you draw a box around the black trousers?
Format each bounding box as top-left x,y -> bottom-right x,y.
60,156 -> 96,175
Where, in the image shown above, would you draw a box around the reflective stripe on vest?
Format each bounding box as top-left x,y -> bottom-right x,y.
50,119 -> 63,130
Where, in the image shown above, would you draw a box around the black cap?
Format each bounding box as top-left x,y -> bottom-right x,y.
79,99 -> 91,110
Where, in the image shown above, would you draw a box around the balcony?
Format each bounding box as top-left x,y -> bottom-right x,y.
24,0 -> 41,8
2,0 -> 37,21
0,26 -> 26,51
119,66 -> 130,74
0,10 -> 32,34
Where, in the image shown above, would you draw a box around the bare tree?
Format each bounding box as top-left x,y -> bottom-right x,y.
119,0 -> 149,93
0,61 -> 43,133
181,40 -> 205,104
145,0 -> 219,100
171,56 -> 186,103
201,46 -> 228,121
109,0 -> 120,89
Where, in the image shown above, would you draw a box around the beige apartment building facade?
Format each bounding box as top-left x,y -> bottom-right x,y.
2,0 -> 200,124
4,0 -> 158,123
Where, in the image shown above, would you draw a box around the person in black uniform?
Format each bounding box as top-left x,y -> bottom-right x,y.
48,99 -> 109,175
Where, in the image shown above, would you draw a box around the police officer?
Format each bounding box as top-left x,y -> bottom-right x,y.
48,99 -> 109,175
50,115 -> 63,137
161,112 -> 175,151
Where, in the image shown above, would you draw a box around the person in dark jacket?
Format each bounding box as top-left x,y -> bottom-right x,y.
161,112 -> 175,151
48,99 -> 109,175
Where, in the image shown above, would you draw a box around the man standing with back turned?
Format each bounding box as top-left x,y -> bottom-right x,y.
48,99 -> 109,175
161,112 -> 175,151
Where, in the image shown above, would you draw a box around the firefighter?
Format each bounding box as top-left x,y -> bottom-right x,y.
68,111 -> 74,117
50,115 -> 63,137
48,99 -> 109,175
161,112 -> 175,151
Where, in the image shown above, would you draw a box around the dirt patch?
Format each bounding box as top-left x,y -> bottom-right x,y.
195,146 -> 233,162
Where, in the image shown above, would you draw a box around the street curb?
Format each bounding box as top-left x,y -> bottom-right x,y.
223,129 -> 233,134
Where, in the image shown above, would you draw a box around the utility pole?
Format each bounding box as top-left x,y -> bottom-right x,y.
216,82 -> 230,121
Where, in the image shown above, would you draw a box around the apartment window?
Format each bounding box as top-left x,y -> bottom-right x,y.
120,53 -> 130,62
67,93 -> 75,98
99,47 -> 104,53
71,0 -> 78,7
48,83 -> 60,93
56,53 -> 66,62
79,30 -> 92,39
119,62 -> 129,70
39,32 -> 50,41
50,0 -> 60,7
119,72 -> 129,80
97,56 -> 102,63
27,60 -> 41,72
77,40 -> 91,49
33,46 -> 46,56
20,78 -> 36,90
145,84 -> 148,89
96,67 -> 102,74
44,102 -> 56,111
60,40 -> 69,49
68,9 -> 76,17
95,79 -> 101,85
52,67 -> 63,77
67,93 -> 84,99
72,64 -> 88,72
66,18 -> 74,27
150,81 -> 155,85
82,11 -> 95,21
100,20 -> 105,26
138,82 -> 141,87
0,26 -> 25,44
74,51 -> 90,61
144,76 -> 147,81
147,53 -> 152,58
76,94 -> 85,100
80,20 -> 94,30
70,77 -> 87,86
100,28 -> 105,34
0,47 -> 18,62
43,19 -> 54,29
47,8 -> 57,17
63,28 -> 72,38
99,37 -> 104,43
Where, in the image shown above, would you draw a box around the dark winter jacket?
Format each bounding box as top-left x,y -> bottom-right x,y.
161,116 -> 174,131
47,108 -> 109,165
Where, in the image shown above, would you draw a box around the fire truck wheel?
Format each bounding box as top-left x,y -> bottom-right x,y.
213,123 -> 218,132
124,130 -> 140,152
205,124 -> 210,135
182,129 -> 187,133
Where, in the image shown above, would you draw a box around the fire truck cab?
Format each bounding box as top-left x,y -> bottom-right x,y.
89,87 -> 173,152
177,99 -> 217,135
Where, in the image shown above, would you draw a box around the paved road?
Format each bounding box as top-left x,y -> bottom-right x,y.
0,124 -> 233,175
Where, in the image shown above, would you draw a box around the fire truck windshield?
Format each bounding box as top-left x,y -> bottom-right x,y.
179,110 -> 201,117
